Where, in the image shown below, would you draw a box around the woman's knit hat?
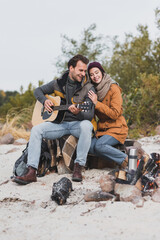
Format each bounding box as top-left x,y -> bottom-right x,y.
88,62 -> 105,74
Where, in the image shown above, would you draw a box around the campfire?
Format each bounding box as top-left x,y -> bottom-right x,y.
115,152 -> 160,194
84,151 -> 160,207
127,152 -> 160,193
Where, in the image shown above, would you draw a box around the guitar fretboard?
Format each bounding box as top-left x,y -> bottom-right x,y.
51,104 -> 71,111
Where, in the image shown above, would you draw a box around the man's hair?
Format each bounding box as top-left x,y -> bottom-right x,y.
68,54 -> 89,69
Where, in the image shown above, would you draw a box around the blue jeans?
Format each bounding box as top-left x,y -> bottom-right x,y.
89,135 -> 127,165
27,120 -> 93,169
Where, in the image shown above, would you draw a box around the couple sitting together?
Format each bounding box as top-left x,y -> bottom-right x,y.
13,54 -> 128,185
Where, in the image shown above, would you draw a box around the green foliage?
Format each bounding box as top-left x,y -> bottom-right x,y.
55,24 -> 109,74
0,83 -> 36,120
123,74 -> 160,136
106,25 -> 154,94
0,90 -> 18,106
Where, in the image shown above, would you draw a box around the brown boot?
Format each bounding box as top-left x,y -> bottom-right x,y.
13,166 -> 37,185
72,163 -> 82,182
120,156 -> 128,169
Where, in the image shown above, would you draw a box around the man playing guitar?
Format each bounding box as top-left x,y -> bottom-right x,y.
13,54 -> 95,184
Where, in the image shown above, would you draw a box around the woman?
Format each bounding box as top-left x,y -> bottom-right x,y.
88,62 -> 128,168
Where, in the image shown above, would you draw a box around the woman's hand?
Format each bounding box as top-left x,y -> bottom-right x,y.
44,99 -> 54,112
88,90 -> 98,105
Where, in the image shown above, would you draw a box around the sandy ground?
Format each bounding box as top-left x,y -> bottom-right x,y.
0,135 -> 160,240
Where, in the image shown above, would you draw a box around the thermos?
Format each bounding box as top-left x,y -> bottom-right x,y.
128,148 -> 138,171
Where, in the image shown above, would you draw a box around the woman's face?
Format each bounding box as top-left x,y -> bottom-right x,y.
89,67 -> 103,84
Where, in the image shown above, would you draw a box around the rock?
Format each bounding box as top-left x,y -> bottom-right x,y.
99,174 -> 115,192
155,125 -> 160,135
84,190 -> 115,202
114,183 -> 142,202
132,196 -> 144,207
143,195 -> 152,201
14,138 -> 28,145
6,148 -> 19,154
133,141 -> 142,149
132,141 -> 146,160
155,176 -> 160,188
0,133 -> 14,144
151,188 -> 160,203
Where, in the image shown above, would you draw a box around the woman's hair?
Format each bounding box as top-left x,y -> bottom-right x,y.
68,54 -> 89,69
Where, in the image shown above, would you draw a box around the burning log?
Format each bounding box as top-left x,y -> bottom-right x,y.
131,152 -> 160,194
130,156 -> 145,185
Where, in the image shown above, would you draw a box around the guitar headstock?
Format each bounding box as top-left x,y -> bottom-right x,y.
77,102 -> 92,112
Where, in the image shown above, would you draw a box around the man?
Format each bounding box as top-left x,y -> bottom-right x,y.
13,54 -> 95,184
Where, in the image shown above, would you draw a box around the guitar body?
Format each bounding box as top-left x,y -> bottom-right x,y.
32,95 -> 91,126
32,96 -> 65,126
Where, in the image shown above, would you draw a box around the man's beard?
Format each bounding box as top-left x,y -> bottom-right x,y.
72,73 -> 82,82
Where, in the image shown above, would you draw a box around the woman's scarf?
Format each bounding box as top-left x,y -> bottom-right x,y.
95,73 -> 118,101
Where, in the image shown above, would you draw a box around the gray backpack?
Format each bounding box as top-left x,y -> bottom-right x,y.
13,140 -> 52,178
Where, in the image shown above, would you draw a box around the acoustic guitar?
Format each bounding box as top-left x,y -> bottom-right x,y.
32,95 -> 91,126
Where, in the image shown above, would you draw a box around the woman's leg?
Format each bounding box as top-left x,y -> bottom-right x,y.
94,135 -> 127,165
89,137 -> 98,155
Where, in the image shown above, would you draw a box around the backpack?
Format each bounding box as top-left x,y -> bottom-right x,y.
13,139 -> 52,178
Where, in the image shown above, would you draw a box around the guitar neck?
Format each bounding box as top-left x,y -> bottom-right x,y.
52,104 -> 71,111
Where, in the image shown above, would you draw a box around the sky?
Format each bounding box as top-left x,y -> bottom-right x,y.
0,0 -> 159,92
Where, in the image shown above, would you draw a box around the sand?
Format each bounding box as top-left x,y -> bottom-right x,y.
0,135 -> 160,240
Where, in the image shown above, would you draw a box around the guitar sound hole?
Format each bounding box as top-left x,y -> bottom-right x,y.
43,109 -> 54,120
47,111 -> 53,115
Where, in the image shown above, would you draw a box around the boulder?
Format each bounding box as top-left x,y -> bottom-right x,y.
99,174 -> 115,193
155,176 -> 160,188
155,125 -> 160,135
14,138 -> 28,145
0,133 -> 14,144
114,183 -> 142,202
151,188 -> 160,203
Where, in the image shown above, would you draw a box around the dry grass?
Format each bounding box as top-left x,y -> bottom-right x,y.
0,108 -> 33,141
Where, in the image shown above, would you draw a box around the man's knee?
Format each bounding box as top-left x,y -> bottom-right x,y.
31,124 -> 42,136
79,120 -> 93,133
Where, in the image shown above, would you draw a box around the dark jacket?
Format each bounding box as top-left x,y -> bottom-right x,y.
34,71 -> 96,123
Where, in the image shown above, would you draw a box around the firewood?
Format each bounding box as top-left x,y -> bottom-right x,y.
135,179 -> 143,191
84,190 -> 115,202
118,170 -> 126,180
57,157 -> 71,175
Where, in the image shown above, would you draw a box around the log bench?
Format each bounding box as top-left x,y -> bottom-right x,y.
53,137 -> 135,173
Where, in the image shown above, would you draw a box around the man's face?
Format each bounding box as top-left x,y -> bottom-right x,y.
69,60 -> 87,82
